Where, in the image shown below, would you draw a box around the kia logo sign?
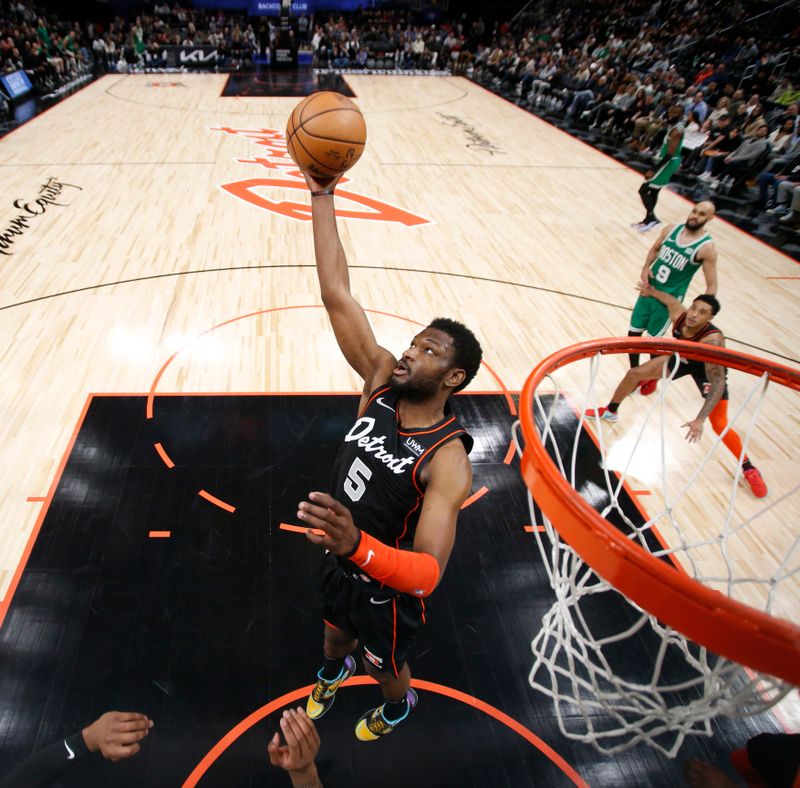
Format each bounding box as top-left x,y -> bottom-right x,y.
179,47 -> 218,65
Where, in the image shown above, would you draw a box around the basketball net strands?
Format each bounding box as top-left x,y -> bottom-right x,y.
514,338 -> 799,758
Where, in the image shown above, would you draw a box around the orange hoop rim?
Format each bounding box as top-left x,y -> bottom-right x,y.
519,338 -> 800,685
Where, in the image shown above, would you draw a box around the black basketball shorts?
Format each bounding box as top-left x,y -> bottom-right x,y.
318,551 -> 424,678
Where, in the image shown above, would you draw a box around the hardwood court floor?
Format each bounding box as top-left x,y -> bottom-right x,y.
0,74 -> 797,783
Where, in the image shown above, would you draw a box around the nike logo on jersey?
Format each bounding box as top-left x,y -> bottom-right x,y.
64,741 -> 75,760
376,397 -> 395,412
360,549 -> 375,568
369,596 -> 391,605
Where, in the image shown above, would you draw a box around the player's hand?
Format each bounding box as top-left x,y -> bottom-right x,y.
82,712 -> 153,762
682,418 -> 704,443
298,491 -> 360,556
268,708 -> 320,778
303,171 -> 343,193
637,281 -> 654,297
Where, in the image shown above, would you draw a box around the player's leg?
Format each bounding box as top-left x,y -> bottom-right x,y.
646,299 -> 672,339
355,660 -> 418,741
635,181 -> 660,227
628,296 -> 652,368
586,355 -> 669,421
307,620 -> 359,719
706,397 -> 768,497
307,557 -> 360,720
636,299 -> 672,395
353,595 -> 422,740
638,163 -> 677,231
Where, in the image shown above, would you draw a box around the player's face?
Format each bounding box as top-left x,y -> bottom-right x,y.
686,204 -> 713,230
391,328 -> 459,401
685,300 -> 714,328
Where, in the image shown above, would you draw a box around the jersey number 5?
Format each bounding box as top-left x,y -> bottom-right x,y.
344,457 -> 372,502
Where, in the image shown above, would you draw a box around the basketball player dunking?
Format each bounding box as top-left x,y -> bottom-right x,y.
296,172 -> 482,741
588,284 -> 767,497
629,200 -> 718,395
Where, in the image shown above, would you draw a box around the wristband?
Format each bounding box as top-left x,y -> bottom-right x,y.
311,188 -> 335,197
345,528 -> 362,558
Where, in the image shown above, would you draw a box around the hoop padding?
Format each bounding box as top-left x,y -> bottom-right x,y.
520,338 -> 800,686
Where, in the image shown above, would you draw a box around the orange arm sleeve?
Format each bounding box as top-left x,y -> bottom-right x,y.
349,531 -> 440,598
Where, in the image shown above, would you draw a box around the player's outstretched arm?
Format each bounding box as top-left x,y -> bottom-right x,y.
638,282 -> 685,322
0,712 -> 153,788
699,243 -> 718,295
82,711 -> 154,762
305,173 -> 395,387
268,708 -> 323,788
682,333 -> 726,443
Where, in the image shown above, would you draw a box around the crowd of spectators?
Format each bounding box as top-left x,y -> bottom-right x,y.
307,10 -> 479,72
1,0 -> 474,105
468,0 -> 800,236
1,0 -> 260,100
3,0 -> 799,238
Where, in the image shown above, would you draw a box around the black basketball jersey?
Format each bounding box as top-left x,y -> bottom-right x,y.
332,385 -> 472,559
672,313 -> 725,380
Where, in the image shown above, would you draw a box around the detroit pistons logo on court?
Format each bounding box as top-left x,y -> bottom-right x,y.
210,126 -> 432,226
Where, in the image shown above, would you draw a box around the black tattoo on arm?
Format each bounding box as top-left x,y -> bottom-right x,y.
696,334 -> 727,422
697,362 -> 726,421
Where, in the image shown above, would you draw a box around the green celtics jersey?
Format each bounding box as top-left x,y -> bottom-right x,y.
649,223 -> 711,296
648,123 -> 684,187
658,123 -> 684,161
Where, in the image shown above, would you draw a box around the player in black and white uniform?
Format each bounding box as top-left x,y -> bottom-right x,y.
296,173 -> 482,742
587,283 -> 767,497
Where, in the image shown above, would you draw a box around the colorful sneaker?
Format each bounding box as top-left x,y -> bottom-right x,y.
743,467 -> 768,498
585,407 -> 618,422
306,655 -> 357,720
355,688 -> 418,741
638,379 -> 658,396
639,219 -> 661,233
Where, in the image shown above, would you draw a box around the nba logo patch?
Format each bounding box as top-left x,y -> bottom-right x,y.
364,647 -> 383,668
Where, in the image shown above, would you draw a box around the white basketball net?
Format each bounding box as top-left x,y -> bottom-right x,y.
514,349 -> 799,758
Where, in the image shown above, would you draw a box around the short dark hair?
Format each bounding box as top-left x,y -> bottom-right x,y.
428,317 -> 482,393
693,294 -> 721,315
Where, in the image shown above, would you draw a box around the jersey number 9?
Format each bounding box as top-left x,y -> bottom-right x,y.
653,264 -> 670,284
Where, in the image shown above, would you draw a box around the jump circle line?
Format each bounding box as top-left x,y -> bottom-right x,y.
181,676 -> 588,787
102,73 -> 469,116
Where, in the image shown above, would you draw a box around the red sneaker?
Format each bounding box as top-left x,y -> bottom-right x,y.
743,467 -> 768,498
585,407 -> 618,422
638,379 -> 657,396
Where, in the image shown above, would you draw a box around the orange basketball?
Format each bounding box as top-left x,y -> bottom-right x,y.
286,92 -> 367,181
